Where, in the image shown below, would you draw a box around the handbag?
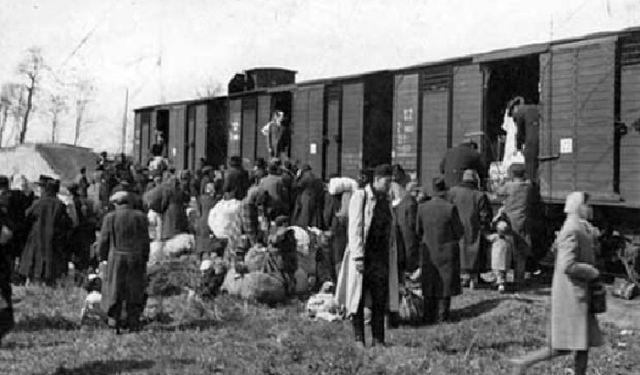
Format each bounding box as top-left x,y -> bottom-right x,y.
611,277 -> 638,300
398,289 -> 424,325
589,281 -> 607,314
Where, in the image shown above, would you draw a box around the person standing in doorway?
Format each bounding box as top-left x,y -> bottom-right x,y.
336,164 -> 400,347
261,111 -> 289,159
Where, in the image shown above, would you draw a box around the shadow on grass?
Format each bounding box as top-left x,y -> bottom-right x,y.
14,314 -> 79,331
433,339 -> 543,354
448,298 -> 503,322
50,360 -> 154,375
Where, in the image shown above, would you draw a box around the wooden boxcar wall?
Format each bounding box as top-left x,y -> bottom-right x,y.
187,105 -> 196,170
392,72 -> 419,174
340,81 -> 365,178
620,33 -> 640,206
168,105 -> 187,170
256,94 -> 271,160
241,96 -> 258,162
292,85 -> 325,174
207,99 -> 228,168
451,64 -> 483,146
362,74 -> 393,171
325,85 -> 342,177
539,36 -> 617,201
133,112 -> 141,164
194,103 -> 207,168
228,99 -> 242,158
420,66 -> 452,191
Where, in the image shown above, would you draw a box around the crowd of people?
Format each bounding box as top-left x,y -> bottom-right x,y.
0,141 -> 605,374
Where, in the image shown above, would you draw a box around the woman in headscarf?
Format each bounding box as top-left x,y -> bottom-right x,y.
508,191 -> 603,375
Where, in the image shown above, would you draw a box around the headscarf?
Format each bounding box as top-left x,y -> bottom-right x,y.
564,191 -> 588,218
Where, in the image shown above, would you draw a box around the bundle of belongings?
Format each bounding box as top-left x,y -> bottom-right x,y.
398,269 -> 423,325
221,216 -> 300,304
306,281 -> 342,321
80,272 -> 107,325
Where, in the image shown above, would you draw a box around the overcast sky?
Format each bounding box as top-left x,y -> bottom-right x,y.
0,0 -> 638,152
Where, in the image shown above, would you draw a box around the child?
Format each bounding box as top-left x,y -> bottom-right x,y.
486,220 -> 513,293
80,273 -> 107,325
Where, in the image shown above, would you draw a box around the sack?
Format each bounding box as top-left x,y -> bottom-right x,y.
245,245 -> 268,272
221,268 -> 244,296
164,234 -> 195,256
398,289 -> 423,325
239,272 -> 286,304
612,277 -> 638,300
306,293 -> 339,317
589,282 -> 607,314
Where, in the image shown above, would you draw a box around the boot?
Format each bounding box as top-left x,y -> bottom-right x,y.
573,351 -> 588,375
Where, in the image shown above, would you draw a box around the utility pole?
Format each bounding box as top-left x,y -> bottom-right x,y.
121,88 -> 128,154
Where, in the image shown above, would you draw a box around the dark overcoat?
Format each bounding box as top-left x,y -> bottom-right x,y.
98,206 -> 150,318
222,166 -> 250,200
145,180 -> 190,240
417,195 -> 464,297
500,180 -> 539,257
292,170 -> 324,228
447,182 -> 492,272
439,144 -> 486,188
393,194 -> 420,273
195,194 -> 217,254
258,174 -> 290,219
0,207 -> 14,338
18,194 -> 72,282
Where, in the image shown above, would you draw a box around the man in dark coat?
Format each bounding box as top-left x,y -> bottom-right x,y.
448,169 -> 492,289
257,162 -> 290,221
18,180 -> 72,285
291,165 -> 324,228
0,176 -> 17,345
146,177 -> 189,241
440,139 -> 486,189
417,177 -> 464,323
222,156 -> 250,200
391,165 -> 420,273
68,184 -> 98,271
77,167 -> 89,198
98,192 -> 150,332
261,111 -> 289,159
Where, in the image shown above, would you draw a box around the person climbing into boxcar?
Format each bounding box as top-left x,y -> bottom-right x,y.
511,100 -> 540,182
417,177 -> 464,323
291,164 -> 324,228
390,165 -> 420,273
447,169 -> 492,289
223,156 -> 250,201
19,179 -> 73,286
439,139 -> 487,189
508,191 -> 603,375
99,191 -> 150,333
335,164 -> 400,347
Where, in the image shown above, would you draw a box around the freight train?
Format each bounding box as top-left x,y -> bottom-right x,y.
133,27 -> 640,259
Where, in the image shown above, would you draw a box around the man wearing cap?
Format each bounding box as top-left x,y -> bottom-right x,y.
98,191 -> 150,332
336,164 -> 400,347
261,110 -> 289,159
498,164 -> 540,288
257,161 -> 291,221
291,164 -> 324,228
222,156 -> 250,201
417,177 -> 464,323
439,139 -> 487,189
448,169 -> 492,289
19,179 -> 73,285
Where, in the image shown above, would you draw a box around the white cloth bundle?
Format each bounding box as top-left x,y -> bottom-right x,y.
328,177 -> 358,195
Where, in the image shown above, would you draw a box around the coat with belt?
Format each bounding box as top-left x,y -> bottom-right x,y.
98,206 -> 150,315
417,195 -> 464,298
550,216 -> 603,350
447,182 -> 492,272
335,185 -> 400,315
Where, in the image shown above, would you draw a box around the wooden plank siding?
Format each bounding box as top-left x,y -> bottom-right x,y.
194,104 -> 208,168
207,99 -> 228,168
421,90 -> 449,191
186,105 -> 196,170
451,64 -> 483,147
539,38 -> 616,201
241,97 -> 258,162
133,112 -> 141,164
256,95 -> 271,161
392,73 -> 419,173
140,112 -> 151,164
291,88 -> 310,165
341,82 -> 364,178
292,85 -> 325,173
620,56 -> 640,205
325,86 -> 342,177
228,99 -> 242,158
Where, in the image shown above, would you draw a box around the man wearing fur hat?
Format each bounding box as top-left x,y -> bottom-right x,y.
98,191 -> 150,332
19,179 -> 72,285
336,164 -> 400,347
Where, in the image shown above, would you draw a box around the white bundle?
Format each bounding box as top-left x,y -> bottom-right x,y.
328,177 -> 358,195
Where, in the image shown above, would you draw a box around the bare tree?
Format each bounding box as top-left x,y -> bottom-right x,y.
0,83 -> 25,147
16,47 -> 45,144
195,77 -> 222,99
47,94 -> 67,143
73,78 -> 95,145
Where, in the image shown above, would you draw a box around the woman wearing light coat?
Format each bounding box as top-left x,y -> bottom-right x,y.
508,191 -> 602,375
335,165 -> 400,346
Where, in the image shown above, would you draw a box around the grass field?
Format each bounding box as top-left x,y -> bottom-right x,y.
1,283 -> 638,375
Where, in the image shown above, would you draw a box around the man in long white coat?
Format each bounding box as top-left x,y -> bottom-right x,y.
335,164 -> 400,347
